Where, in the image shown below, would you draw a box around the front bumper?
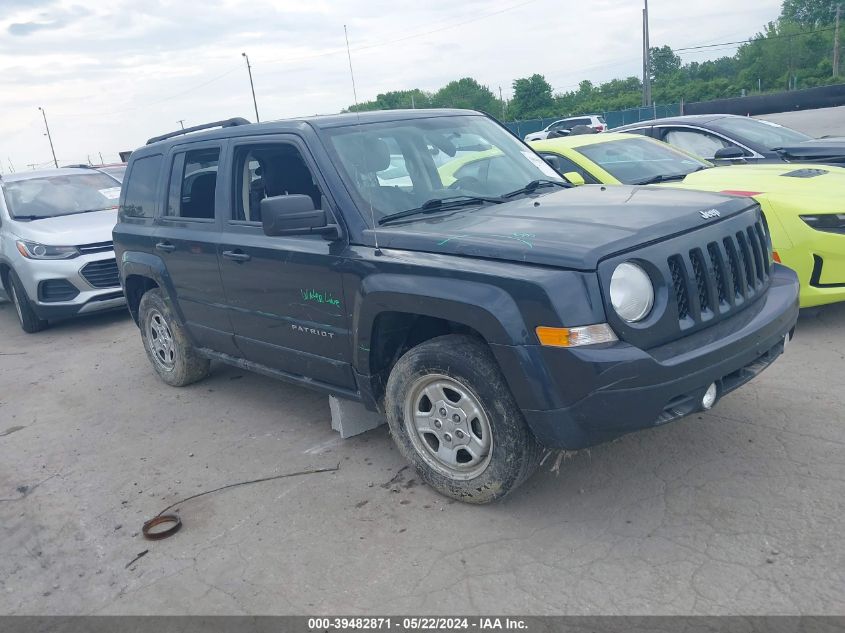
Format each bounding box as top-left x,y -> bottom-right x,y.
11,252 -> 126,320
504,265 -> 799,449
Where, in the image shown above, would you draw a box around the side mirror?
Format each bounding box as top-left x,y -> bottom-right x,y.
542,154 -> 563,171
562,171 -> 586,186
261,194 -> 338,239
713,146 -> 745,161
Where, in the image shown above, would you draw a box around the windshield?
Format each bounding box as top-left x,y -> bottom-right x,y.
3,172 -> 121,220
99,165 -> 127,181
711,117 -> 812,150
577,137 -> 710,184
324,115 -> 562,223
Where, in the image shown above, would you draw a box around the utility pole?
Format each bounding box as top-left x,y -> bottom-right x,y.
242,53 -> 260,123
7,158 -> 15,173
178,119 -> 185,130
38,107 -> 58,168
834,5 -> 842,78
98,151 -> 104,164
642,0 -> 652,107
499,86 -> 506,121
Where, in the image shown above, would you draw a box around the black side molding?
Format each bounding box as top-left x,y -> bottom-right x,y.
146,118 -> 251,145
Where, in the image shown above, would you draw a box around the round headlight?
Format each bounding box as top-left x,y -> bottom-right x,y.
610,262 -> 654,323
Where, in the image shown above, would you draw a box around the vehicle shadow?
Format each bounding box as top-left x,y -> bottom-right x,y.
0,299 -> 131,336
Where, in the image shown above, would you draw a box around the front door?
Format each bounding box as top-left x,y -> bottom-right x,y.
154,142 -> 237,355
216,137 -> 354,390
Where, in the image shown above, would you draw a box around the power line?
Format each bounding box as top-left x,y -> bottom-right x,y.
51,0 -> 543,119
253,0 -> 542,73
674,25 -> 838,52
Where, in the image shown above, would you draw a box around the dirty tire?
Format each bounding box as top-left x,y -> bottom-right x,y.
385,334 -> 542,504
6,270 -> 47,333
138,288 -> 209,387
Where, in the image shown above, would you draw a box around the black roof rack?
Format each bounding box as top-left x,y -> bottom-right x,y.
146,117 -> 251,145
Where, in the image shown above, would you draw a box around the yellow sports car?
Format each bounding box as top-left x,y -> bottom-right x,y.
519,133 -> 845,308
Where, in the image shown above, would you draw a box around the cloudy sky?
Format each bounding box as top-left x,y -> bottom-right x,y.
0,0 -> 780,170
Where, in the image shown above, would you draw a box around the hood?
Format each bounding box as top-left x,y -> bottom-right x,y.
10,209 -> 117,246
372,186 -> 754,270
775,138 -> 845,163
678,163 -> 845,197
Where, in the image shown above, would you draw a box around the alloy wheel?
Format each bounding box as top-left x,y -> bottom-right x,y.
404,373 -> 493,480
147,308 -> 176,371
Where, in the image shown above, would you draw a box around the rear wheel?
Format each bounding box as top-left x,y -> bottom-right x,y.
385,334 -> 542,504
6,271 -> 47,333
139,289 -> 210,386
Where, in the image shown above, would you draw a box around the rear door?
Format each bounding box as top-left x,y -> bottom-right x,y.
216,135 -> 355,390
154,141 -> 238,354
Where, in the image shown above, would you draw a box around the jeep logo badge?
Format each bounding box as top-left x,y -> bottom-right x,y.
700,209 -> 721,220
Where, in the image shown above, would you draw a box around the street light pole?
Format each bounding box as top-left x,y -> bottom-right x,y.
38,107 -> 58,168
642,0 -> 652,107
178,119 -> 185,130
242,53 -> 260,123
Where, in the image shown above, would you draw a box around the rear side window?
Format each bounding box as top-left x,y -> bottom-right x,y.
120,154 -> 162,219
165,148 -> 220,220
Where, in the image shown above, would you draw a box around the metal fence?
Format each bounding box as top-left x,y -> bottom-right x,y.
503,103 -> 682,137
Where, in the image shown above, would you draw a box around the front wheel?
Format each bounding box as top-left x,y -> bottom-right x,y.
6,271 -> 47,333
384,335 -> 541,504
138,289 -> 210,387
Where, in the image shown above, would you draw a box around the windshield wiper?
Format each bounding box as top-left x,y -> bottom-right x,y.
62,207 -> 116,216
378,195 -> 504,226
10,215 -> 47,221
635,166 -> 708,186
501,179 -> 569,199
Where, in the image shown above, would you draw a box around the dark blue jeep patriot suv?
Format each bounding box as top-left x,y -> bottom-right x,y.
113,109 -> 799,503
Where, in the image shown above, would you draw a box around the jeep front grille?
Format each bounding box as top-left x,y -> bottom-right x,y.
668,218 -> 770,325
81,259 -> 120,288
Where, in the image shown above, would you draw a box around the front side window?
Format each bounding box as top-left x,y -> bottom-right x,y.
323,115 -> 562,223
3,172 -> 122,220
711,117 -> 812,150
165,148 -> 219,219
232,143 -> 322,222
662,129 -> 732,160
537,153 -> 598,184
576,137 -> 710,185
120,155 -> 162,219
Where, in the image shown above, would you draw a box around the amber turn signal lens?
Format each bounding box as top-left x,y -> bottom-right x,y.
536,324 -> 618,348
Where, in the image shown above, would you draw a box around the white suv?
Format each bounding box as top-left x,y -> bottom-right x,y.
524,115 -> 606,141
0,167 -> 126,332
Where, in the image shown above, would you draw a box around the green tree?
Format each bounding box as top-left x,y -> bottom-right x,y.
780,0 -> 838,26
431,77 -> 500,114
510,74 -> 555,118
650,45 -> 682,83
347,89 -> 432,112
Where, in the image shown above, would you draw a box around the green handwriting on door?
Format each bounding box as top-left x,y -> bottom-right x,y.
300,289 -> 341,308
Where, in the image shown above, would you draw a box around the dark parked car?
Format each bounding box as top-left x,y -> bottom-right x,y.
113,110 -> 799,503
616,114 -> 845,165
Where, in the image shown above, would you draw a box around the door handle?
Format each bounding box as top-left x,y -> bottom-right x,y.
155,242 -> 175,253
222,250 -> 251,263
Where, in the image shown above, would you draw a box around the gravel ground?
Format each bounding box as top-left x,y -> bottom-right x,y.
1,299 -> 844,615
755,105 -> 845,137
